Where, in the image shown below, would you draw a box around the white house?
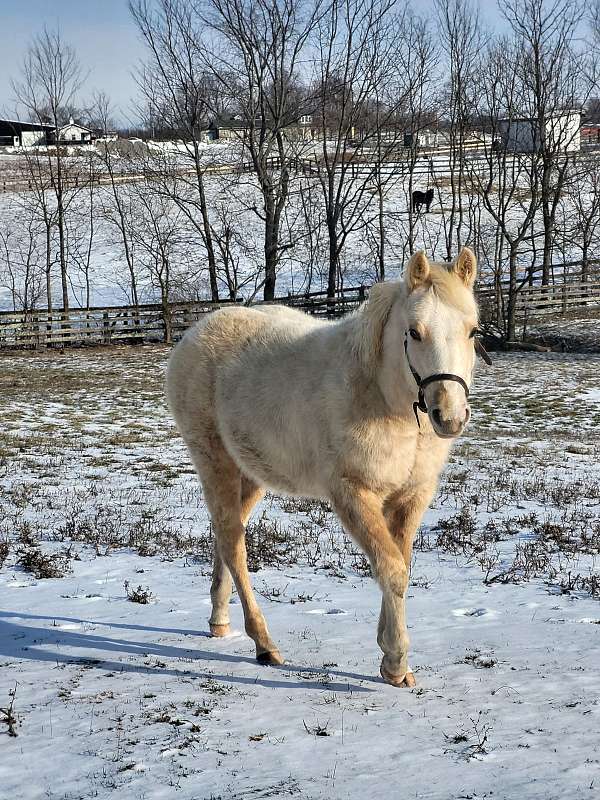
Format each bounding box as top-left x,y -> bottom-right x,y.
498,110 -> 581,153
55,117 -> 96,144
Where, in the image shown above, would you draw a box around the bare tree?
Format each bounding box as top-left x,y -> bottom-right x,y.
201,0 -> 322,299
0,206 -> 46,312
128,185 -> 186,343
564,158 -> 600,281
12,28 -> 87,312
502,0 -> 588,285
311,0 -> 418,296
383,11 -> 438,263
93,93 -> 141,308
130,0 -> 223,300
435,0 -> 483,261
469,37 -> 542,339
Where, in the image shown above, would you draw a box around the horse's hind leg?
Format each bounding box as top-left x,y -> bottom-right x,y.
209,550 -> 232,637
209,475 -> 265,638
197,445 -> 281,664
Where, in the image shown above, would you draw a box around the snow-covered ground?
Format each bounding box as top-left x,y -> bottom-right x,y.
4,140 -> 588,313
1,346 -> 599,799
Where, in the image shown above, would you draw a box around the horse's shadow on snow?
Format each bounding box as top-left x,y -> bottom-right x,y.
0,610 -> 376,693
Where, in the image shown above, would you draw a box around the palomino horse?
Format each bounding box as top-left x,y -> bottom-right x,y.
167,248 -> 481,687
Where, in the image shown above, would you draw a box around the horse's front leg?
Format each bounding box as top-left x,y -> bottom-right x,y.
384,483 -> 437,578
378,484 -> 438,685
330,479 -> 413,687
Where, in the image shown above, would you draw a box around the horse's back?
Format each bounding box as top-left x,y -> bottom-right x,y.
166,304 -> 325,439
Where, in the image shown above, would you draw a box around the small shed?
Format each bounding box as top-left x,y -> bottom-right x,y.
580,123 -> 600,145
498,110 -> 581,153
0,119 -> 53,147
403,129 -> 439,148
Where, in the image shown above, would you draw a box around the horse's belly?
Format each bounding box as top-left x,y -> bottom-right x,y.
219,417 -> 324,497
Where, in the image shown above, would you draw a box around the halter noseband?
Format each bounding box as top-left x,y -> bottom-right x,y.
404,335 -> 471,428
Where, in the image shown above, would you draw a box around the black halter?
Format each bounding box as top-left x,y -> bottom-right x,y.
404,335 -> 471,428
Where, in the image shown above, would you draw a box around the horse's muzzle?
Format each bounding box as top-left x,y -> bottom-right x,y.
430,406 -> 470,438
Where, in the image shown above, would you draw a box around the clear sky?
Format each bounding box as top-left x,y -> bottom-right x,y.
0,0 -> 145,124
0,0 -> 506,126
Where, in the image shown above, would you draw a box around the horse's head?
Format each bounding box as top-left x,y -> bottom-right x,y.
401,248 -> 478,437
359,248 -> 479,438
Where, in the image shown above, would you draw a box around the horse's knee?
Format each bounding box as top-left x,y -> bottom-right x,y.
378,562 -> 408,598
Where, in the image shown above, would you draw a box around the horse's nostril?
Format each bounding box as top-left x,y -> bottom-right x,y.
464,407 -> 471,424
431,408 -> 442,427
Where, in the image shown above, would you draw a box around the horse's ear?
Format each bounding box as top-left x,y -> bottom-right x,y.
452,247 -> 477,287
405,251 -> 431,291
354,281 -> 400,368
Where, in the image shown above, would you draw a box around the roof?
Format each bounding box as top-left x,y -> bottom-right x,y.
499,110 -> 582,123
58,120 -> 94,133
0,118 -> 54,132
212,113 -> 311,130
211,115 -> 250,130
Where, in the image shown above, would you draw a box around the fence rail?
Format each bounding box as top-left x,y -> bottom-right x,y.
0,288 -> 368,349
0,300 -> 220,348
1,275 -> 599,350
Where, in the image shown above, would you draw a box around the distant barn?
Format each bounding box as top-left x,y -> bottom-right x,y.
0,119 -> 53,148
498,110 -> 581,153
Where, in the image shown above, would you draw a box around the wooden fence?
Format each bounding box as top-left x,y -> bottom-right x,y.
0,300 -> 218,349
0,287 -> 368,350
1,276 -> 599,350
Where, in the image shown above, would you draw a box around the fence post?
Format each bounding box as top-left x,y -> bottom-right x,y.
103,311 -> 110,344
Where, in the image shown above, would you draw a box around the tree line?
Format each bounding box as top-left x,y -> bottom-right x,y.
2,0 -> 600,340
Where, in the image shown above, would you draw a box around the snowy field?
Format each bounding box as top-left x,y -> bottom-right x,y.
1,346 -> 600,799
1,140 -> 572,312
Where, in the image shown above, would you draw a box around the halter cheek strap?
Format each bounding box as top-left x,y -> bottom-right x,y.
403,336 -> 471,428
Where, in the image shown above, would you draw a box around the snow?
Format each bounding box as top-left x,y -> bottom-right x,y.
2,549 -> 600,799
1,347 -> 600,799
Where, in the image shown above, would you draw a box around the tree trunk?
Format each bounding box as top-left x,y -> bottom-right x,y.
581,240 -> 589,283
327,220 -> 338,299
196,167 -> 219,302
55,151 -> 69,312
541,199 -> 552,286
263,195 -> 277,301
377,176 -> 385,281
507,249 -> 518,341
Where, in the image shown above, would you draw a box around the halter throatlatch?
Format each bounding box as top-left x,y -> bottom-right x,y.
404,334 -> 488,428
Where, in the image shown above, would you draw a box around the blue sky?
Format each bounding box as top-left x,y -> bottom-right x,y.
0,0 -> 145,123
1,0 -> 505,126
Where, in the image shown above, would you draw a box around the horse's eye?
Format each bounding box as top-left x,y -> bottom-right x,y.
469,328 -> 478,339
409,328 -> 421,341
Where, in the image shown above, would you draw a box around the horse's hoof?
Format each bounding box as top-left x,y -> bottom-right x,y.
209,623 -> 231,638
380,664 -> 416,688
256,650 -> 284,666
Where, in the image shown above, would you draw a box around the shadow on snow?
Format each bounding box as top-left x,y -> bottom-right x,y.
0,610 -> 375,694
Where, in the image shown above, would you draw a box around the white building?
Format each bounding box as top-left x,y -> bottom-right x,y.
55,117 -> 95,144
498,110 -> 581,153
0,119 -> 53,147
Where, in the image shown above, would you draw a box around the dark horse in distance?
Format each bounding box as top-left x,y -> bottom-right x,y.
412,188 -> 434,214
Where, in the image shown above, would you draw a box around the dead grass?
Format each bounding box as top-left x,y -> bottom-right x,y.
1,347 -> 599,600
